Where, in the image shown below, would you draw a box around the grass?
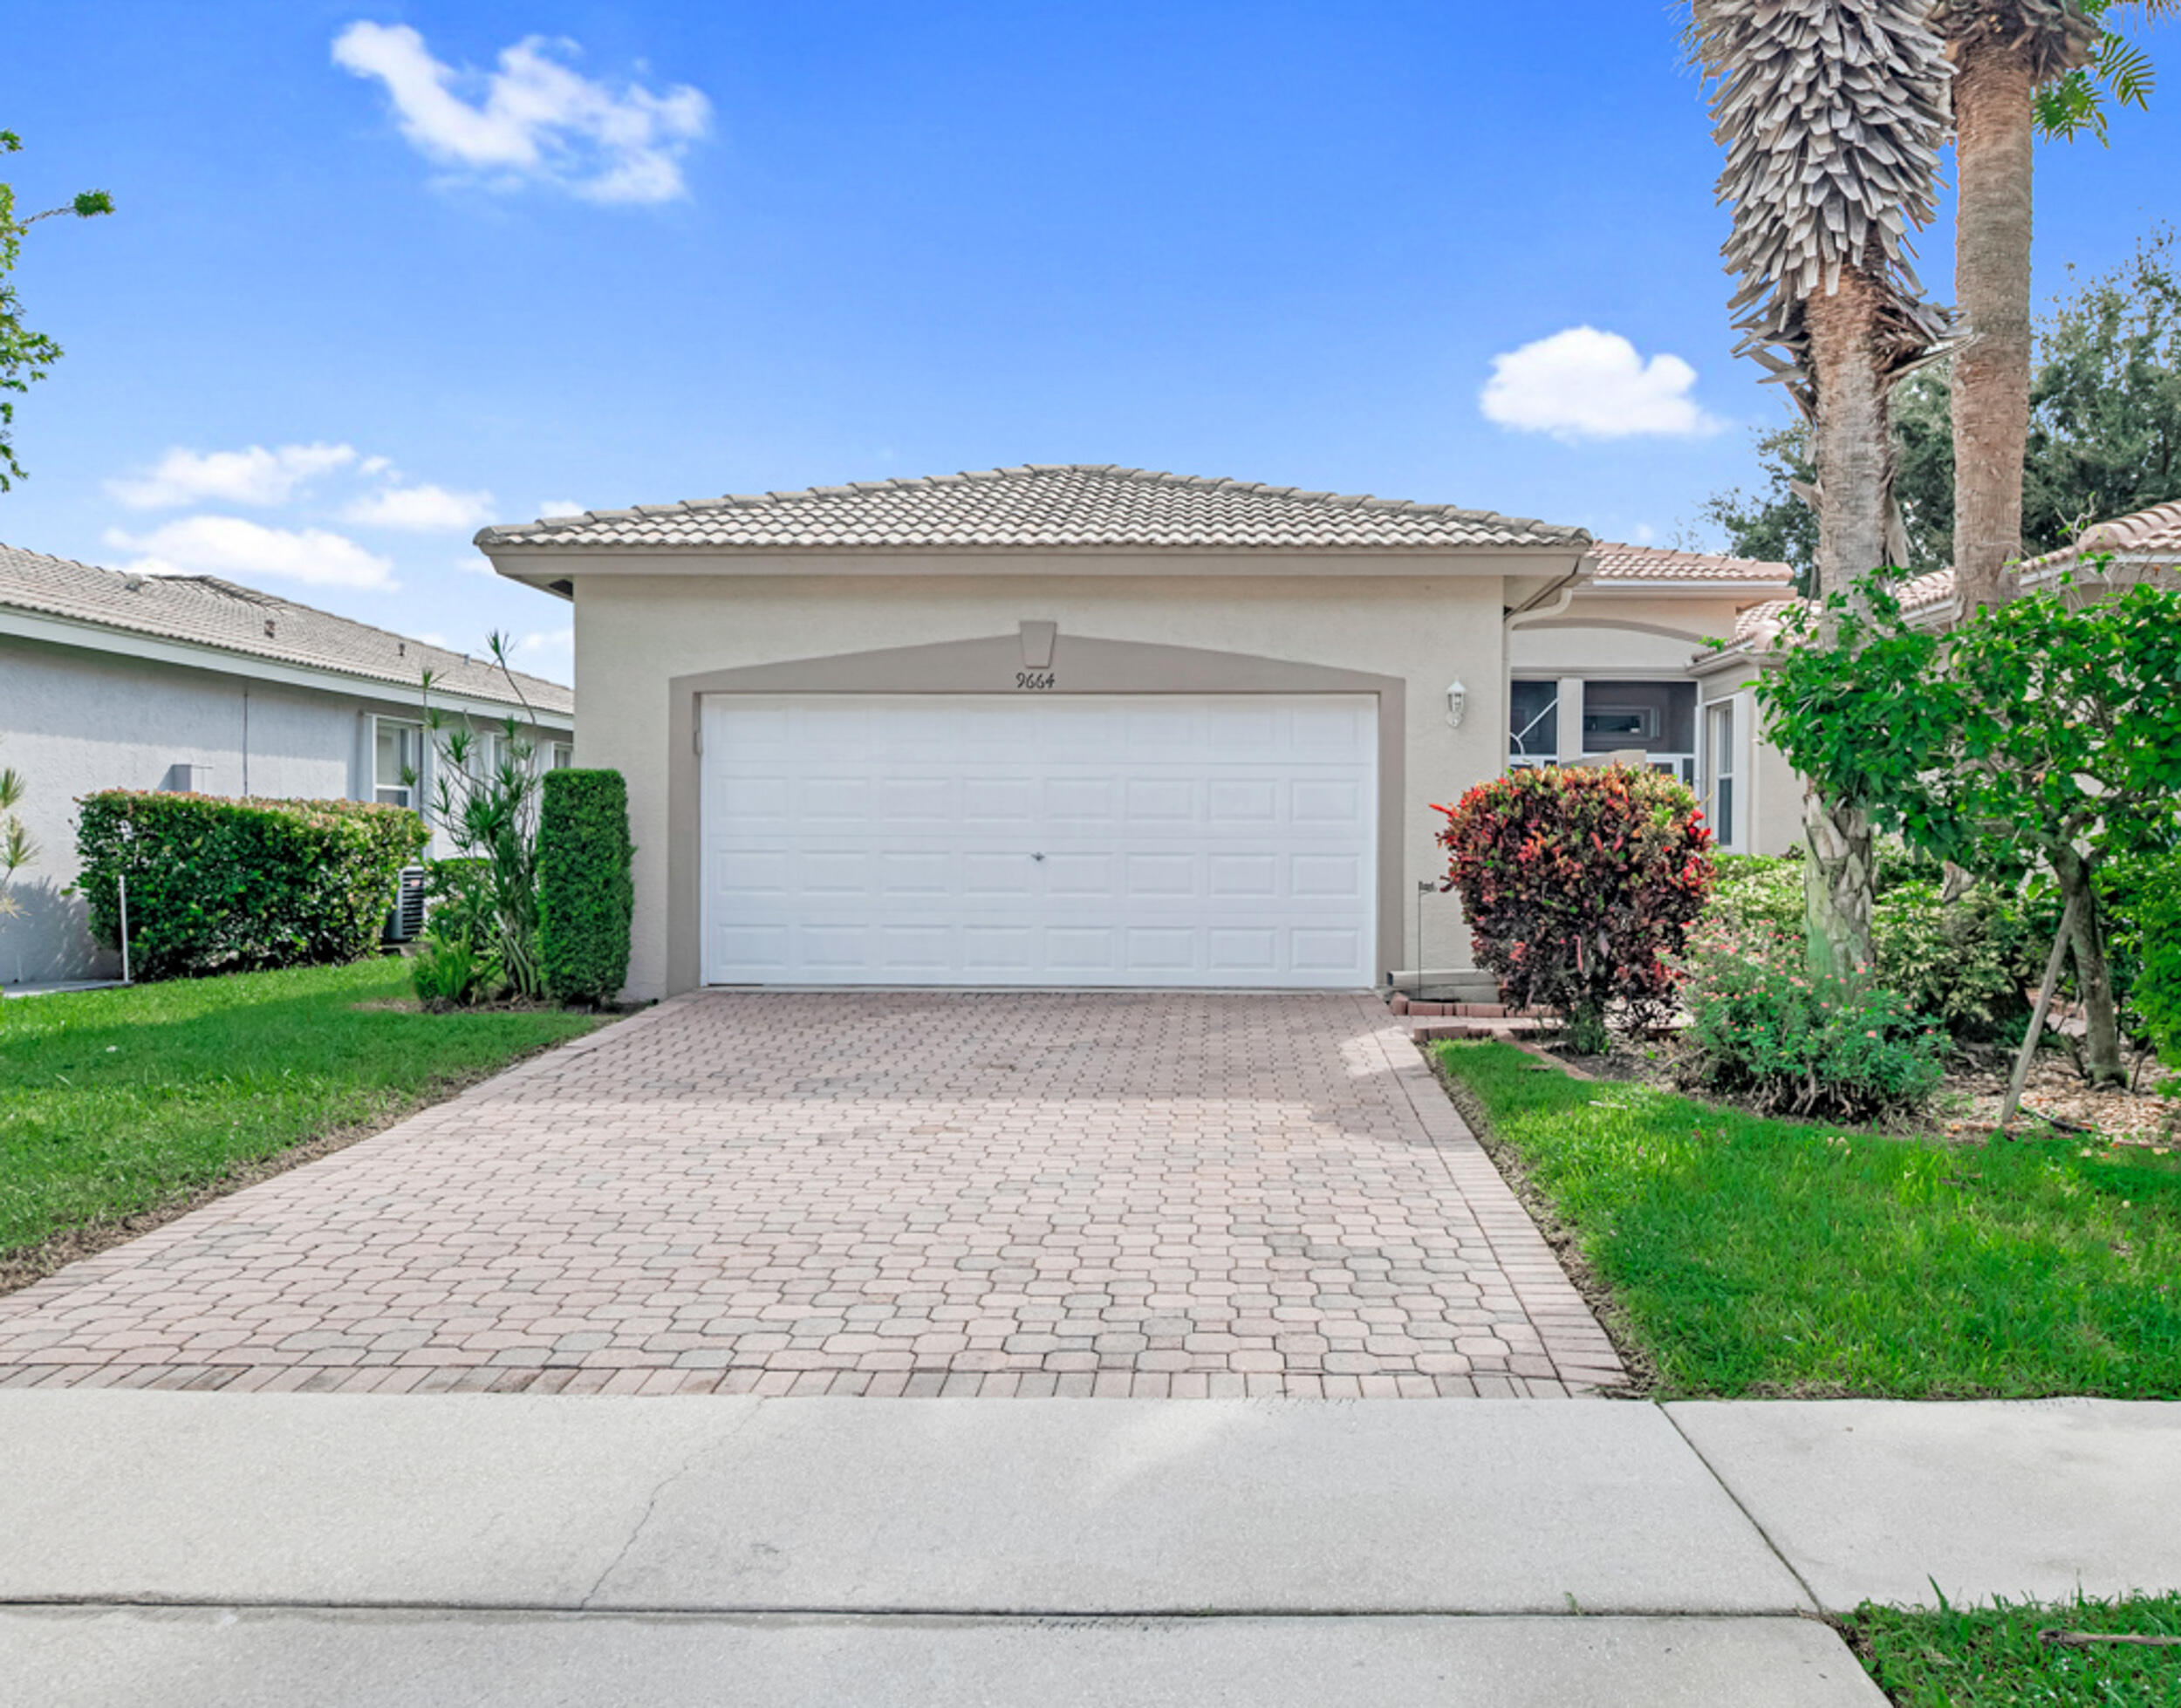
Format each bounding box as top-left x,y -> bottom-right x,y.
1433,1040 -> 2181,1398
1847,1591 -> 2181,1705
0,959 -> 601,1266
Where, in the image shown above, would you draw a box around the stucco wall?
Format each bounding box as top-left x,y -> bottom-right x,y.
573,573 -> 1510,1001
0,636 -> 562,986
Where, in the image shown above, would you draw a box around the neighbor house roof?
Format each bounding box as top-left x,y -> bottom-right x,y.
1709,498 -> 2181,658
1583,542 -> 1795,588
0,542 -> 574,718
474,464 -> 1591,554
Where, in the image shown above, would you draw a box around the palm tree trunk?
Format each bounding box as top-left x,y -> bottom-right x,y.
1951,36 -> 2037,610
1799,268 -> 1891,976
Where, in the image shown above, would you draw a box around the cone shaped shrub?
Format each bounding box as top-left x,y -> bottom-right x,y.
537,768 -> 633,1006
1435,765 -> 1714,1043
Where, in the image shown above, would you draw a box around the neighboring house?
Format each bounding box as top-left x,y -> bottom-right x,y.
478,463 -> 1801,1001
0,542 -> 576,987
1695,499 -> 2181,854
1508,540 -> 1800,857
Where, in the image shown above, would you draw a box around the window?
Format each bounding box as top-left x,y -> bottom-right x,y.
373,718 -> 422,808
1706,700 -> 1737,848
1508,680 -> 1558,763
550,741 -> 574,770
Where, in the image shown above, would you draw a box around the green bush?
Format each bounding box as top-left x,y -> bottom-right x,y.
1708,853 -> 2050,1045
408,933 -> 497,1011
2116,851 -> 2181,1070
1678,913 -> 1948,1122
77,791 -> 427,981
536,769 -> 633,1007
407,858 -> 501,1008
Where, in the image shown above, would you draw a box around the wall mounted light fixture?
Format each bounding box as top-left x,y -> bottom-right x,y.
1445,680 -> 1467,728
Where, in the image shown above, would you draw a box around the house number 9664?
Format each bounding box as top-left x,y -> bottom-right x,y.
1015,671 -> 1056,690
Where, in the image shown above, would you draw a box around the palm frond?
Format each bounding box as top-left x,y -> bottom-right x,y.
2097,32 -> 2157,102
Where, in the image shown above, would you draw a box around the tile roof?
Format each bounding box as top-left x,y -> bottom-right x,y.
475,464 -> 1590,554
2080,499 -> 2181,557
0,542 -> 573,718
1584,542 -> 1795,585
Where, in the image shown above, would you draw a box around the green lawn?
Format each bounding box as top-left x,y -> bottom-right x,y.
1433,1041 -> 2181,1398
1848,1591 -> 2181,1705
0,960 -> 601,1262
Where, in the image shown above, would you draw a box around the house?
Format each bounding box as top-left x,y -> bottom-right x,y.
476,465 -> 1797,1002
1694,498 -> 2181,852
0,542 -> 576,987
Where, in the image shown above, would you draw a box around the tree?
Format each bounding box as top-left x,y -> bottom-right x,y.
0,131 -> 113,490
1931,1 -> 2173,614
414,636 -> 549,999
1756,571 -> 2181,1085
1692,0 -> 1955,979
1706,228 -> 2181,577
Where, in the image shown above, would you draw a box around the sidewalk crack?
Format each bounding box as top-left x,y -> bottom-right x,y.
1660,1404 -> 1826,1616
580,1403 -> 766,1609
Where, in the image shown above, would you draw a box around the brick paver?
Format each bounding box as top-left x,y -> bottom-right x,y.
0,993 -> 1626,1396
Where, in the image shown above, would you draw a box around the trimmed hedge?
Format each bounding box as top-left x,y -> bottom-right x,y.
77,791 -> 427,981
537,769 -> 633,1006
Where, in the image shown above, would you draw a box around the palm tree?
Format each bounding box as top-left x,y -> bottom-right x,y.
1692,0 -> 1956,976
1935,1 -> 2173,611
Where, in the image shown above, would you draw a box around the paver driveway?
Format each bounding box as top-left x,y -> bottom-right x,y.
0,994 -> 1624,1397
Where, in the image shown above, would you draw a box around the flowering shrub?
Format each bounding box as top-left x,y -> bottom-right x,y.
1435,765 -> 1714,1049
1677,919 -> 1947,1122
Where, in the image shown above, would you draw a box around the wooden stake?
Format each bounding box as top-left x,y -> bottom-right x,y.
2002,891 -> 2080,1131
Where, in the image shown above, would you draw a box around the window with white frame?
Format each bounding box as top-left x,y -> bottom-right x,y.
1508,680 -> 1559,765
550,741 -> 574,769
373,718 -> 423,809
1705,700 -> 1737,848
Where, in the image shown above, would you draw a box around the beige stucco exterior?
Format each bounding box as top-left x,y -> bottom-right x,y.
557,567 -> 1525,1001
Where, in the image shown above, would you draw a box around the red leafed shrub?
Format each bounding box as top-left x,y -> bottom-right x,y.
1434,765 -> 1715,1046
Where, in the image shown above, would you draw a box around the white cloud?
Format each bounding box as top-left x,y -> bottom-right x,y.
105,517 -> 398,591
341,482 -> 496,531
1480,327 -> 1721,442
537,499 -> 585,518
106,443 -> 358,509
332,22 -> 711,204
1631,523 -> 1658,544
509,625 -> 573,685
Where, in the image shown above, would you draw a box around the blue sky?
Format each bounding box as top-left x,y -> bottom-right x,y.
5,0 -> 2178,685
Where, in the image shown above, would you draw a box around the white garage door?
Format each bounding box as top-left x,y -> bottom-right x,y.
700,693 -> 1378,988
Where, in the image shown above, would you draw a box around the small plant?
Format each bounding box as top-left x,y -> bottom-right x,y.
407,933 -> 497,1012
1435,764 -> 1714,1049
1677,919 -> 1948,1122
0,755 -> 34,920
537,769 -> 633,1008
2123,851 -> 2181,1074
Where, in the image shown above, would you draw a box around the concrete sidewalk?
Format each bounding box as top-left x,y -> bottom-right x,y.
2,1393 -> 2175,1704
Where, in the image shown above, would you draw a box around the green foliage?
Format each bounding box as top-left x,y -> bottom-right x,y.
1434,765 -> 1715,1040
2122,851 -> 2181,1069
0,960 -> 598,1256
1701,229 -> 2181,571
537,769 -> 634,1007
407,933 -> 498,1011
1710,856 -> 2051,1044
2034,0 -> 2178,141
1435,1039 -> 2181,1398
1,128 -> 114,490
1849,1590 -> 2181,1705
74,791 -> 427,981
1678,914 -> 1949,1121
0,755 -> 34,921
418,640 -> 548,998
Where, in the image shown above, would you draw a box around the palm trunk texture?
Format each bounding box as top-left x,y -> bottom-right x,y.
1801,270 -> 1891,976
1951,37 -> 2036,610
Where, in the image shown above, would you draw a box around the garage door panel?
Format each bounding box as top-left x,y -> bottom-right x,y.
701,693 -> 1375,987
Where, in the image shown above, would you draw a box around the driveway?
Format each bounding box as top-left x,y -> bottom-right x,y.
0,993 -> 1623,1397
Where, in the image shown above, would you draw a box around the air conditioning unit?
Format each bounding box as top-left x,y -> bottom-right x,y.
385,865 -> 428,943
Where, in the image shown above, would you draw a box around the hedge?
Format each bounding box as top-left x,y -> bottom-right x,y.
536,769 -> 633,1006
76,790 -> 428,981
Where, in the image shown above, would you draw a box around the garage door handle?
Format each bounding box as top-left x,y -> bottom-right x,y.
1032,852 -> 1045,862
